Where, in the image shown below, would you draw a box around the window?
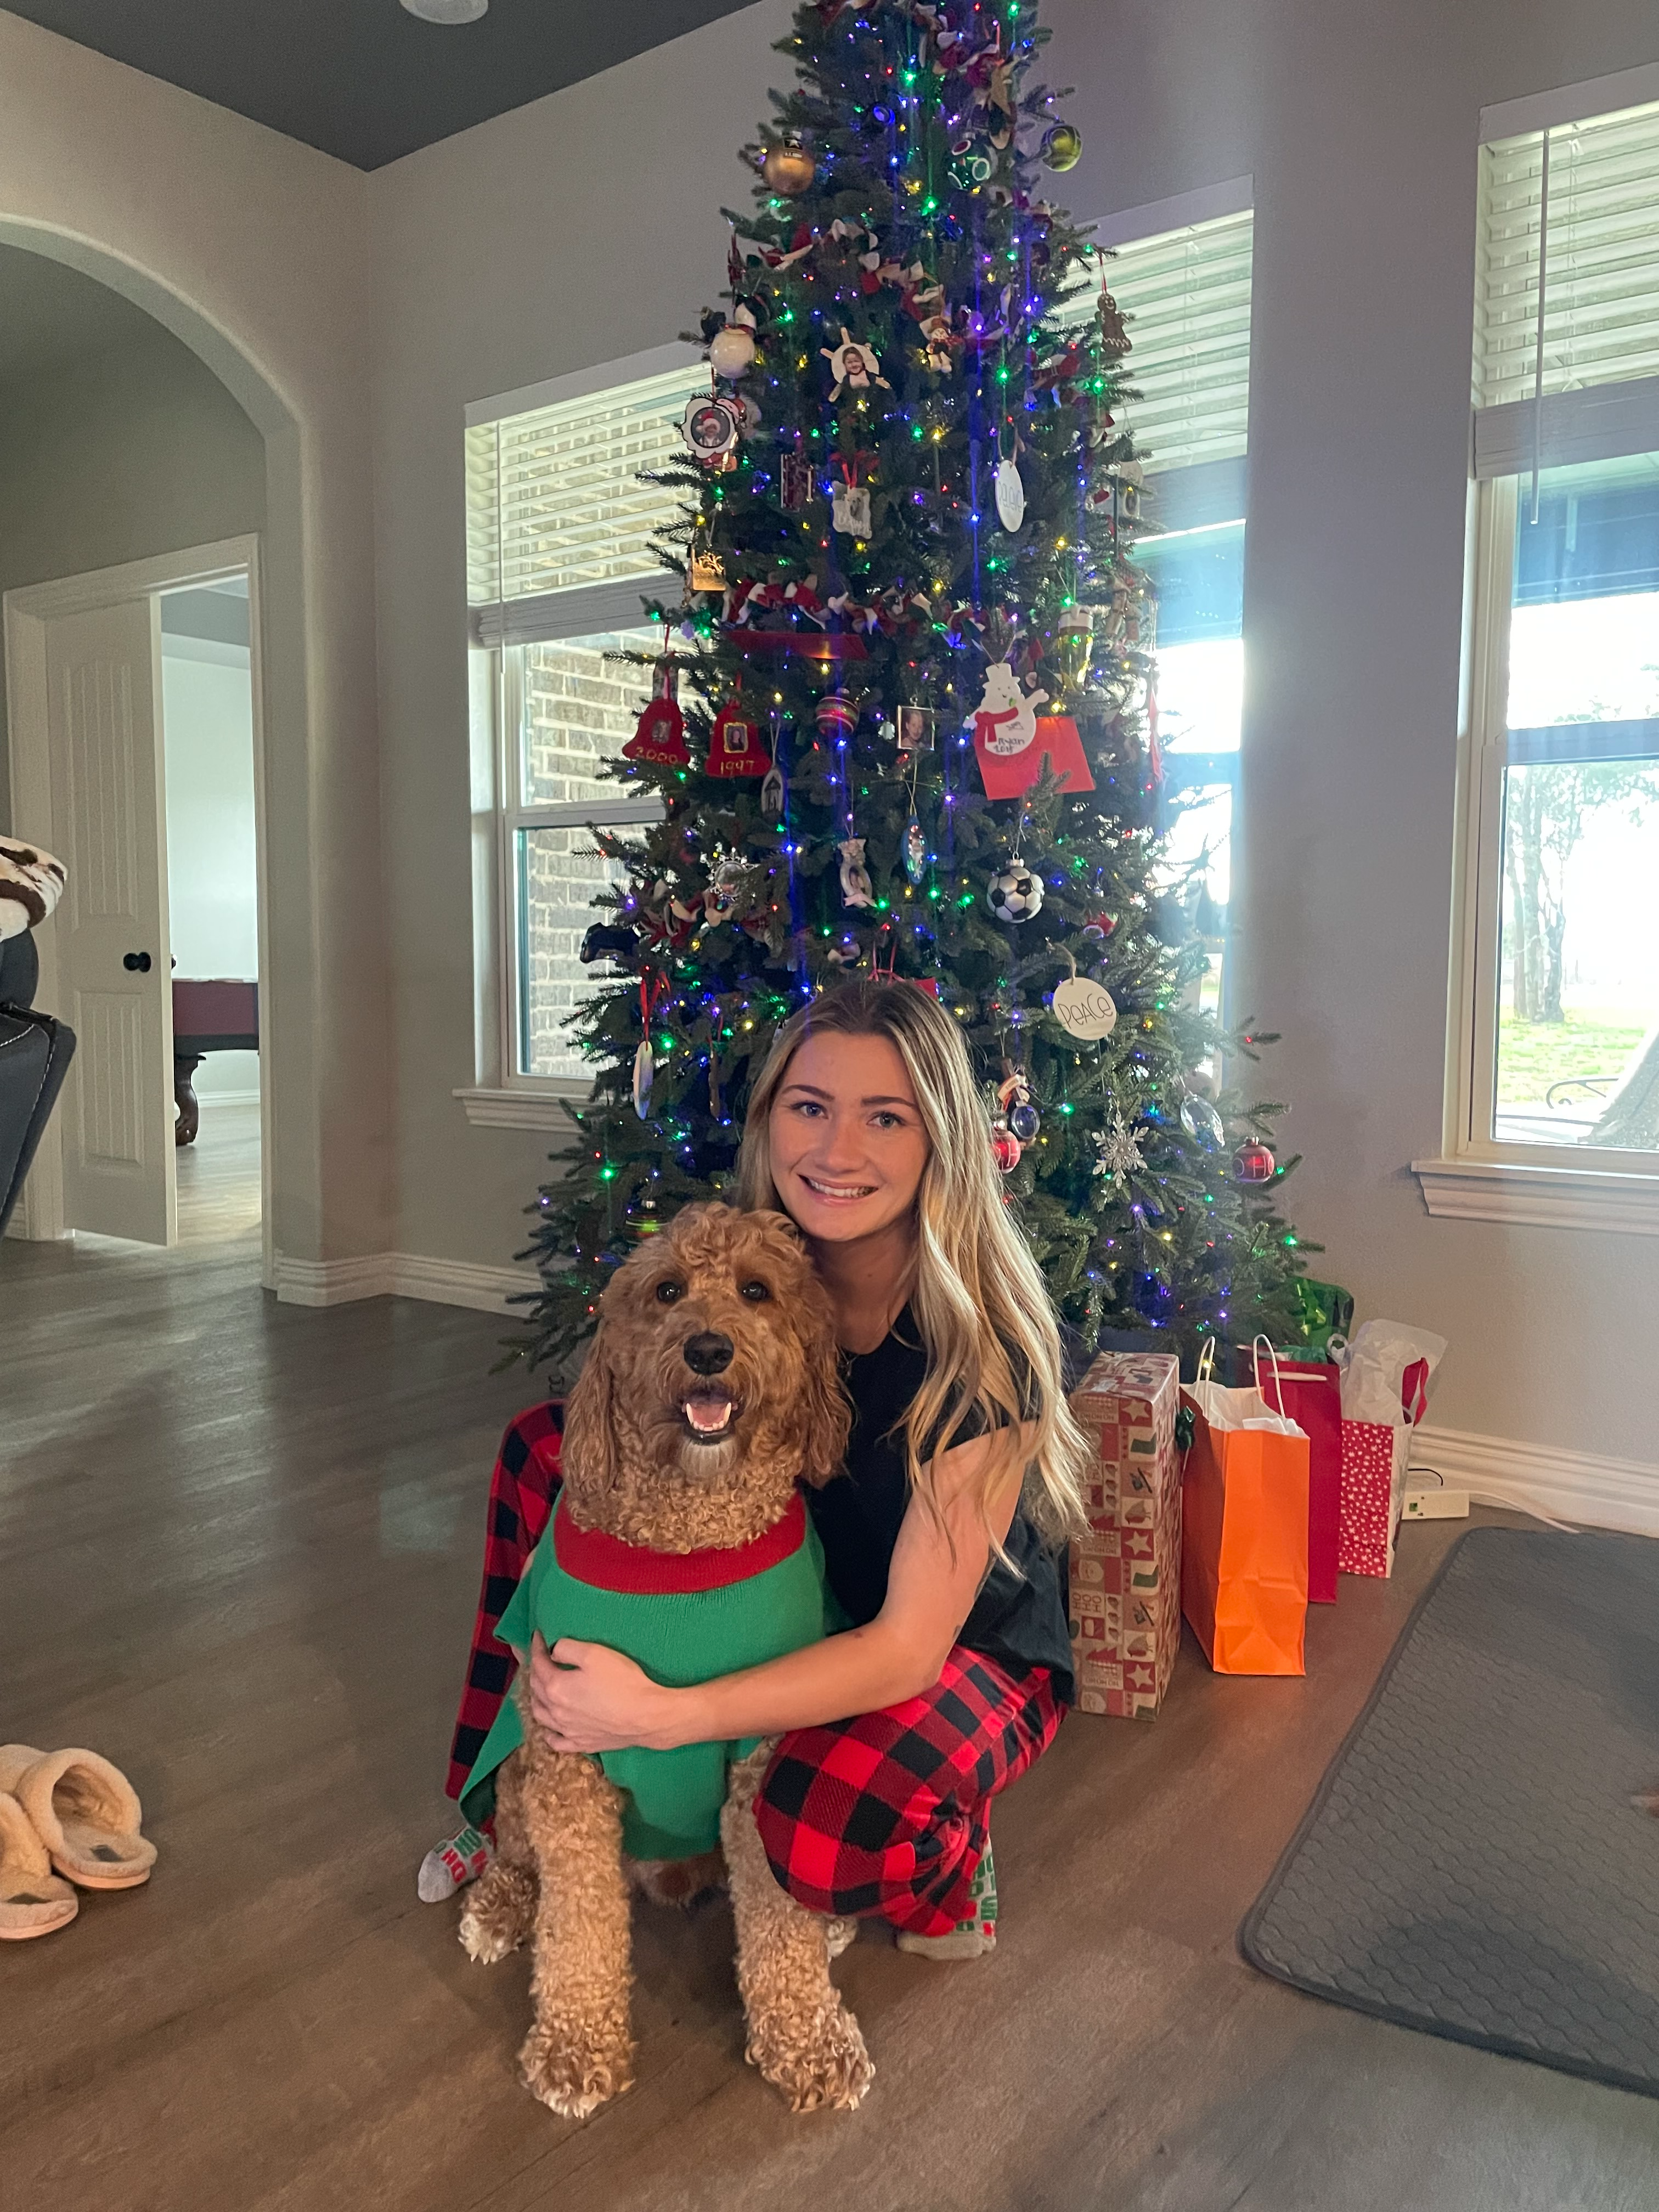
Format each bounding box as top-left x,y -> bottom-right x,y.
1085,198 -> 1254,1018
461,348 -> 704,1109
1430,86 -> 1659,1209
461,209 -> 1259,1107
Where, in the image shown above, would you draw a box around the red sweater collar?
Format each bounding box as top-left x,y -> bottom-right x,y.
553,1490 -> 806,1595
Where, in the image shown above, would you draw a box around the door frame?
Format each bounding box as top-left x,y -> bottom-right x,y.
4,533 -> 273,1282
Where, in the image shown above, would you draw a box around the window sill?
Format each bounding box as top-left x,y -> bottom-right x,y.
1411,1156 -> 1659,1235
454,1085 -> 587,1133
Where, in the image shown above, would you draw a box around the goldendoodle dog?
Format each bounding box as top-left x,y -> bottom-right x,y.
458,1203 -> 873,2117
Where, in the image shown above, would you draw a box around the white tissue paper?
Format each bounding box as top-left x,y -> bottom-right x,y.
1330,1321 -> 1447,1426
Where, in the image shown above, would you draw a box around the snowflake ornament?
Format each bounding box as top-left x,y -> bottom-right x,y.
1091,1103 -> 1147,1186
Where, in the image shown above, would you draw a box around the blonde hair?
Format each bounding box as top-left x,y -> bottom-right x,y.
735,980 -> 1089,1550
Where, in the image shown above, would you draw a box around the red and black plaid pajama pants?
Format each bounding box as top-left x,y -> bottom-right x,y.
447,1404 -> 1063,1934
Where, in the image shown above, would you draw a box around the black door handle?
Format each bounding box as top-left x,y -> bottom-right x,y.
122,951 -> 153,973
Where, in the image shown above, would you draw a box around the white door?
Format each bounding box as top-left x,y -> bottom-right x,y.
45,597 -> 176,1245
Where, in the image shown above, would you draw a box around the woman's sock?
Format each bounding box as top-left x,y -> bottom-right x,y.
417,1821 -> 494,1903
895,1837 -> 997,1960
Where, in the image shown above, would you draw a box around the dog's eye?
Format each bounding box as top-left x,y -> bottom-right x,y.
655,1280 -> 685,1304
740,1279 -> 771,1303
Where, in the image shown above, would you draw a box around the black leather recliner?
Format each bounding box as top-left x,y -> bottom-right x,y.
0,928 -> 76,1240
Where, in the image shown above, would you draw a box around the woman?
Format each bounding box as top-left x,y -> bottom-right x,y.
433,980 -> 1088,1956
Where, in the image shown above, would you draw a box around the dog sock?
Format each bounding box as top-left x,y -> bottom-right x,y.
417,1821 -> 494,1904
896,1837 -> 997,1961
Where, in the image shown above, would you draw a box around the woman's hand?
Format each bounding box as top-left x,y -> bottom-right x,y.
525,1632 -> 684,1754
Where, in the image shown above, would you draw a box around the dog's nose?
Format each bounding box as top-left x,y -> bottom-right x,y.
684,1331 -> 734,1376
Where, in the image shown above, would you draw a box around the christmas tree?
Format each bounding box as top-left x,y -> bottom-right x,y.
514,0 -> 1308,1379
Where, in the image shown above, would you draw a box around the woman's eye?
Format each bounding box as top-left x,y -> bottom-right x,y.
656,1280 -> 684,1304
740,1279 -> 771,1303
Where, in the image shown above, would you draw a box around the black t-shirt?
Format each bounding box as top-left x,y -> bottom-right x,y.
808,1308 -> 1077,1705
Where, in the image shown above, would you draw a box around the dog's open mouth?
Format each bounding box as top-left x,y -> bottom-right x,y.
681,1389 -> 739,1443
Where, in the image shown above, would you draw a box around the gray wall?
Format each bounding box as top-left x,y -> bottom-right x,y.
368,0 -> 1659,1463
0,307 -> 267,830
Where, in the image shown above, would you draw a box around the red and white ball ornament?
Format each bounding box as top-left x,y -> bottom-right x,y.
1232,1139 -> 1277,1184
815,689 -> 859,738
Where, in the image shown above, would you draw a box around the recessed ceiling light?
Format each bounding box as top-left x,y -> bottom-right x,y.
400,0 -> 488,22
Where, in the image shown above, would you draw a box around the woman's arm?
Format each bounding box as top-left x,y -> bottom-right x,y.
527,1430 -> 1030,1755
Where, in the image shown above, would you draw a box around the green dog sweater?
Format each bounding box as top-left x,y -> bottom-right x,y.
460,1490 -> 830,1860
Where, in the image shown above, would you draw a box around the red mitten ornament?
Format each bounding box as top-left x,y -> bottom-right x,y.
624,661 -> 690,768
705,699 -> 766,777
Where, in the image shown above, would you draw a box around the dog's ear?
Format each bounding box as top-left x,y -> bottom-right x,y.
561,1324 -> 621,1498
791,1266 -> 853,1489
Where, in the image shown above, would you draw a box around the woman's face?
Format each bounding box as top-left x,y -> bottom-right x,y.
768,1030 -> 930,1248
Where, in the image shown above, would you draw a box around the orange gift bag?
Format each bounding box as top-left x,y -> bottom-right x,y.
1180,1341 -> 1311,1675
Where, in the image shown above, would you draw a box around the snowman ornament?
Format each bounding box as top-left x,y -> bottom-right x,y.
968,661 -> 1048,757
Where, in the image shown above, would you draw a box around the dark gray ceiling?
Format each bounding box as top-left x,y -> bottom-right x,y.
3,1 -> 759,169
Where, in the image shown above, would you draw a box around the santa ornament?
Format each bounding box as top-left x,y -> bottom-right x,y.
623,661 -> 690,767
705,699 -> 766,777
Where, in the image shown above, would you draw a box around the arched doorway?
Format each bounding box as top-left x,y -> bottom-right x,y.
0,222 -> 308,1288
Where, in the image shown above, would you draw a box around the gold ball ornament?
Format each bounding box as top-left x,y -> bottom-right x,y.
763,140 -> 816,196
1041,121 -> 1084,172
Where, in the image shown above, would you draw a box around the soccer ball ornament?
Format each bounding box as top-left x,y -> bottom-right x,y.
987,864 -> 1044,924
1233,1139 -> 1278,1184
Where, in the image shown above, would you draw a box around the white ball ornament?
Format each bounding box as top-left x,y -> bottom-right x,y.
708,324 -> 757,380
988,865 -> 1044,924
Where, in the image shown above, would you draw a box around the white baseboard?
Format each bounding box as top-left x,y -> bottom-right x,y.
1413,1423 -> 1659,1539
272,1250 -> 537,1314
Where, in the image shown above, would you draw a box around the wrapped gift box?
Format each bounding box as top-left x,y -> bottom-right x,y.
1067,1351 -> 1182,1717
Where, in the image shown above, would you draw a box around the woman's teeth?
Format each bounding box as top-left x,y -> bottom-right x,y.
802,1176 -> 874,1200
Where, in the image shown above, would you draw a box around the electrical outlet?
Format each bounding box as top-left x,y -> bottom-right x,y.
1404,1486 -> 1470,1520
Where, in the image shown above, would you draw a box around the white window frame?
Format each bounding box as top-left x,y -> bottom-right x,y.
1088,179 -> 1254,1030
1416,64 -> 1659,1231
455,345 -> 700,1131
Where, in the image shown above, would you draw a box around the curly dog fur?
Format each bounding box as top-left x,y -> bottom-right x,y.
460,1203 -> 873,2117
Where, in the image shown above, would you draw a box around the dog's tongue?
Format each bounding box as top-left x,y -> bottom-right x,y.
684,1392 -> 734,1435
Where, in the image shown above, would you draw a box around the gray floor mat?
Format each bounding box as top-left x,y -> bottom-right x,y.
1240,1525 -> 1659,2098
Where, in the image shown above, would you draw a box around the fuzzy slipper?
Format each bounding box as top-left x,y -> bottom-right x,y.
0,1745 -> 156,1891
0,1791 -> 78,1938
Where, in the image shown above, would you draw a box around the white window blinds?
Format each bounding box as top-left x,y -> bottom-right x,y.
1099,209 -> 1254,476
1473,97 -> 1659,476
466,363 -> 706,644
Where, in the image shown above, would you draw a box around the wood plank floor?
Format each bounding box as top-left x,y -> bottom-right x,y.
3,1163 -> 1657,2211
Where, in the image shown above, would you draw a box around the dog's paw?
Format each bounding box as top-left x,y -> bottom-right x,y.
518,2022 -> 635,2119
458,1863 -> 535,1964
747,1996 -> 874,2114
